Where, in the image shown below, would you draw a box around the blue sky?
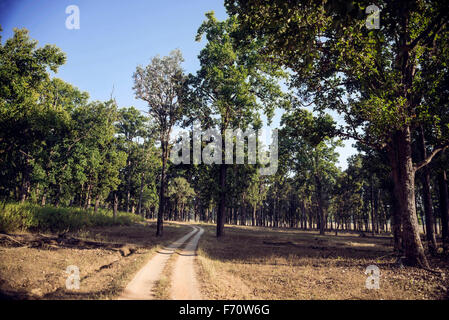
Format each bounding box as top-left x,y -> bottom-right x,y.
1,0 -> 356,169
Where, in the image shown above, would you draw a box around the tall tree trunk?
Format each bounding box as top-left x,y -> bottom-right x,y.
290,194 -> 296,228
234,207 -> 238,225
20,171 -> 30,203
195,202 -> 198,222
113,192 -> 118,221
55,184 -> 62,208
241,205 -> 246,226
126,159 -> 131,213
370,179 -> 376,235
216,163 -> 226,237
79,184 -> 84,207
435,217 -> 439,237
418,126 -> 437,253
438,170 -> 449,252
251,205 -> 256,226
84,183 -> 92,210
389,128 -> 429,268
156,141 -> 168,237
94,195 -> 100,212
138,172 -> 145,217
175,199 -> 179,221
41,189 -> 47,206
390,183 -> 402,252
315,175 -> 325,235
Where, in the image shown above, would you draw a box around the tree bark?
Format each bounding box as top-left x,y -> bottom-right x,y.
94,195 -> 100,213
84,183 -> 92,210
41,190 -> 47,206
389,181 -> 402,252
315,175 -> 325,235
418,126 -> 437,253
20,170 -> 30,203
251,205 -> 256,227
389,128 -> 429,268
113,192 -> 118,221
138,172 -> 145,217
438,170 -> 449,252
126,159 -> 132,213
156,140 -> 168,237
216,161 -> 227,237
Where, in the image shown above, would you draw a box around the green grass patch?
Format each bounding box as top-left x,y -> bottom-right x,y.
0,202 -> 143,233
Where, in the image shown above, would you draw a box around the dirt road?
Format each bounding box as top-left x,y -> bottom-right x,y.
118,225 -> 204,300
170,226 -> 204,300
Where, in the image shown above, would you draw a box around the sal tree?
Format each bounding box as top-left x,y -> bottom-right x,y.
280,109 -> 341,234
116,106 -> 148,213
0,28 -> 65,201
226,0 -> 449,267
133,50 -> 185,236
189,12 -> 288,237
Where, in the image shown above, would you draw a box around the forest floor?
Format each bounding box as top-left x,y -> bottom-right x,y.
0,221 -> 191,299
1,221 -> 449,300
196,224 -> 449,300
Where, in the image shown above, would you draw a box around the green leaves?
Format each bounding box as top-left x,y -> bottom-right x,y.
0,26 -> 130,206
278,108 -> 341,221
227,0 -> 449,150
167,176 -> 195,205
133,49 -> 186,139
281,108 -> 337,147
189,12 -> 289,130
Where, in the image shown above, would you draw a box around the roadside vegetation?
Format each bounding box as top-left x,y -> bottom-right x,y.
0,202 -> 142,233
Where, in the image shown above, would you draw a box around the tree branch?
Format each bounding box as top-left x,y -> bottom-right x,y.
408,10 -> 449,51
414,143 -> 449,172
336,129 -> 386,151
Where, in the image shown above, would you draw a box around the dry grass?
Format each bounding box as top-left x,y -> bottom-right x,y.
196,224 -> 449,300
153,228 -> 201,299
152,253 -> 176,300
0,221 -> 191,300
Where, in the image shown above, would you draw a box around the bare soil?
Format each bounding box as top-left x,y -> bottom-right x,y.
196,224 -> 449,300
118,225 -> 198,300
170,226 -> 204,300
0,221 -> 191,299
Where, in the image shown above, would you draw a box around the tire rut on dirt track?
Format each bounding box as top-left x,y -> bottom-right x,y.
118,225 -> 199,300
170,226 -> 204,300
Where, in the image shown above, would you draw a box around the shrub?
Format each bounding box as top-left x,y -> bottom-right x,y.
0,202 -> 143,233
